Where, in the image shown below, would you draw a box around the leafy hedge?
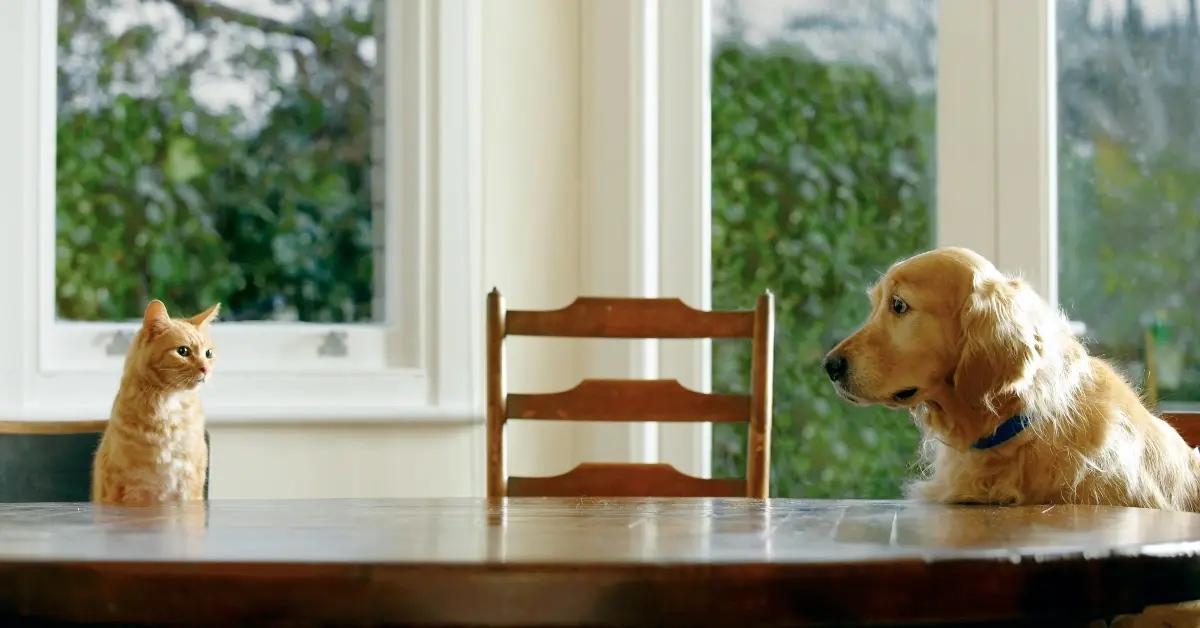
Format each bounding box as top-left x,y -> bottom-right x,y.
55,0 -> 375,322
710,42 -> 934,498
1056,0 -> 1200,402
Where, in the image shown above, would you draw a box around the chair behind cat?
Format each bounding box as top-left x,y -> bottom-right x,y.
0,420 -> 209,502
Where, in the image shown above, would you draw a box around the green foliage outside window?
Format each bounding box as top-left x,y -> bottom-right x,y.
56,0 -> 376,322
710,42 -> 934,498
1057,0 -> 1200,404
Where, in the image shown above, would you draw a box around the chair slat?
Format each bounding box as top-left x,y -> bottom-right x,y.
1163,411 -> 1200,448
486,289 -> 773,499
507,379 -> 748,423
507,463 -> 746,498
505,297 -> 754,338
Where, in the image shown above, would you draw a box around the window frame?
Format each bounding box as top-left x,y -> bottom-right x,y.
573,0 -> 714,478
937,0 -> 1059,303
0,0 -> 482,423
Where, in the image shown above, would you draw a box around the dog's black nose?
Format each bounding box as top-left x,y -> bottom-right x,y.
823,354 -> 848,382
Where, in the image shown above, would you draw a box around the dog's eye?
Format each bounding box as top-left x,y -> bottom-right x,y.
890,296 -> 909,315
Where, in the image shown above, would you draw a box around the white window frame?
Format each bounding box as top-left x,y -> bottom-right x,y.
938,0 -> 1058,303
576,1 -> 712,478
0,0 -> 482,423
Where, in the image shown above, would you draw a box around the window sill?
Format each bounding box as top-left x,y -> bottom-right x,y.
0,404 -> 482,426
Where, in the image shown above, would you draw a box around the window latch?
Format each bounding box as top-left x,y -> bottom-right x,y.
104,330 -> 134,356
318,331 -> 349,358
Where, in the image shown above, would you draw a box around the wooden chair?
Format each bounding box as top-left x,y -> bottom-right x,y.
487,290 -> 774,498
0,421 -> 210,502
1163,411 -> 1200,448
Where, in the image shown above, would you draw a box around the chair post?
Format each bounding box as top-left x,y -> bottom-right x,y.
1163,412 -> 1200,449
746,291 -> 774,498
487,289 -> 508,497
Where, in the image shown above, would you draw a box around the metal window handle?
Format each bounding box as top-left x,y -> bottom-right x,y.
318,331 -> 349,358
105,330 -> 134,356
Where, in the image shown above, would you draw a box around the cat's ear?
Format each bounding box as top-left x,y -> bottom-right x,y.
189,303 -> 221,328
142,300 -> 171,337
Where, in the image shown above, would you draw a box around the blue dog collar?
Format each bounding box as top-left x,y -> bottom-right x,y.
971,415 -> 1032,450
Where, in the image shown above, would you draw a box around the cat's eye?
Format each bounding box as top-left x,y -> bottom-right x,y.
205,349 -> 213,359
890,295 -> 909,315
176,346 -> 190,357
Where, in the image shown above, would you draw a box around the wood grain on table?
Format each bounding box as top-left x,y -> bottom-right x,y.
0,498 -> 1198,626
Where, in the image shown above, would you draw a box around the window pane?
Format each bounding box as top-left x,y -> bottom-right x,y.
1058,0 -> 1200,407
711,0 -> 937,497
56,0 -> 379,322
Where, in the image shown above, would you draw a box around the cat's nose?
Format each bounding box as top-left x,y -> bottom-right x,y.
199,366 -> 209,375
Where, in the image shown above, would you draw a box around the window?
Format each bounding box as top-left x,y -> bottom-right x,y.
0,0 -> 480,421
56,0 -> 381,325
709,0 -> 937,497
1058,0 -> 1200,409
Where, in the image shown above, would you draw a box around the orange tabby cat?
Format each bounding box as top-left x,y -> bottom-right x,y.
92,300 -> 219,505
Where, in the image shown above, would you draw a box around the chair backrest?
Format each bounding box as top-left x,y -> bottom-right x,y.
0,421 -> 210,502
487,290 -> 774,498
1163,411 -> 1200,448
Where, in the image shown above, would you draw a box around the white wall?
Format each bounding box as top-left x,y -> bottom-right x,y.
482,0 -> 585,479
209,0 -> 585,498
209,423 -> 479,498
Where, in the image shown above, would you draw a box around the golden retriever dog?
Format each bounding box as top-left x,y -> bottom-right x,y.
824,246 -> 1200,510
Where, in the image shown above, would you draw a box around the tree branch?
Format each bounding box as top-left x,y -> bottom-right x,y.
162,0 -> 319,47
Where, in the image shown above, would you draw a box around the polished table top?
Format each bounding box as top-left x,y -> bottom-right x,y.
3,498 -> 1200,625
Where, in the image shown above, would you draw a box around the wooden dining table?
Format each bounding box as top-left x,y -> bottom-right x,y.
2,498 -> 1200,626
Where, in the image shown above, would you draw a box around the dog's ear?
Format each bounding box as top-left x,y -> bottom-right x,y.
953,275 -> 1042,413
